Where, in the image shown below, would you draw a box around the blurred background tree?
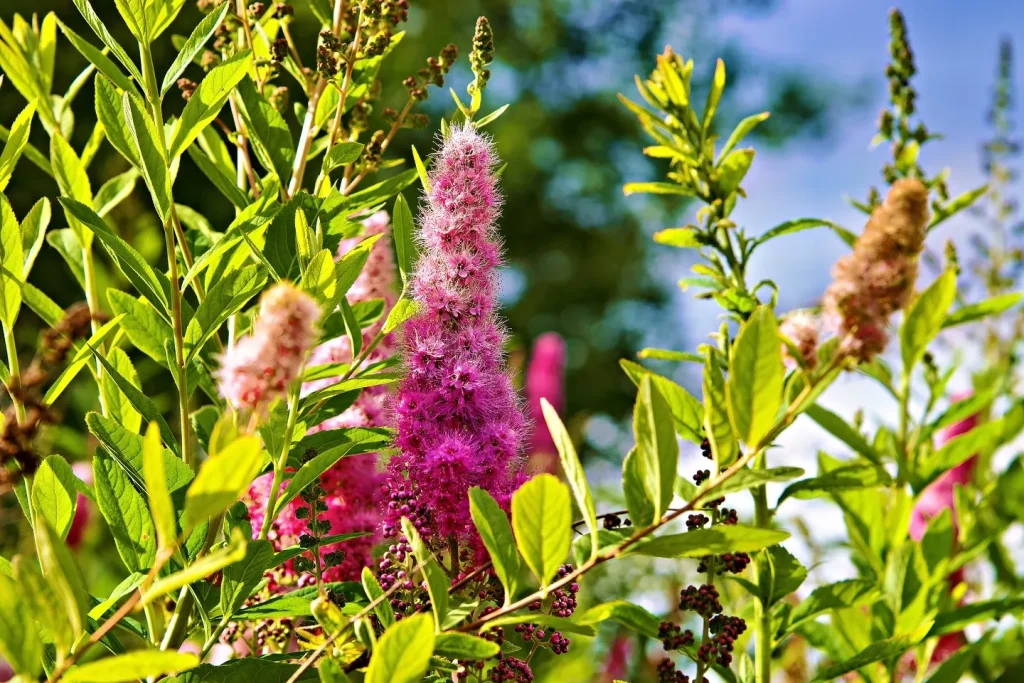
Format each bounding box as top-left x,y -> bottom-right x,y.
0,0 -> 855,466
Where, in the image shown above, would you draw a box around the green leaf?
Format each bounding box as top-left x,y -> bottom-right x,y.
901,269 -> 956,370
787,579 -> 879,630
929,184 -> 988,230
702,352 -> 738,465
754,218 -> 844,247
184,264 -> 266,361
541,398 -> 598,558
161,3 -> 229,95
183,436 -> 264,530
321,142 -> 364,175
122,92 -> 173,221
702,466 -> 804,499
114,0 -> 149,42
468,487 -> 521,603
702,58 -> 725,137
511,474 -> 572,593
943,292 -> 1024,329
94,451 -> 157,571
362,566 -> 395,628
634,376 -> 678,522
47,228 -> 86,289
94,75 -> 140,167
635,524 -> 789,558
235,76 -> 295,182
20,197 -> 50,275
620,359 -> 703,444
653,227 -> 702,248
51,134 -> 94,224
715,148 -> 754,196
108,289 -> 173,363
30,454 -> 78,539
719,111 -> 770,161
622,448 -> 655,527
810,622 -> 932,681
727,306 -> 784,446
43,313 -> 124,406
401,517 -> 449,631
71,0 -> 143,82
102,347 -> 143,434
56,19 -> 135,95
65,651 -> 199,682
762,545 -> 807,605
85,339 -> 180,454
392,193 -> 416,289
928,596 -> 1024,636
187,144 -> 251,209
622,181 -> 691,196
142,423 -> 176,551
0,103 -> 34,192
33,519 -> 90,641
94,169 -> 140,218
779,463 -> 892,503
0,572 -> 42,678
365,612 -> 435,683
381,296 -> 419,334
579,600 -> 660,638
339,298 -> 362,360
59,197 -> 168,312
168,50 -> 252,159
274,443 -> 356,513
804,404 -> 883,465
411,144 -> 431,194
220,539 -> 274,616
301,249 -> 339,311
0,196 -> 22,327
232,581 -> 360,620
87,412 -> 193,494
433,633 -> 500,660
140,529 -> 248,608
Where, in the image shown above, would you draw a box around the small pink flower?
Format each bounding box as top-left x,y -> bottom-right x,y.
217,282 -> 320,411
66,461 -> 93,551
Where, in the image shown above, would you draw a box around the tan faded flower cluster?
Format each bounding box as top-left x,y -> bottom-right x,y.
822,178 -> 930,362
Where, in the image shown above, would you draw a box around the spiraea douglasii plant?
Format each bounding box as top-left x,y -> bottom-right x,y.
1,2 -> 1023,682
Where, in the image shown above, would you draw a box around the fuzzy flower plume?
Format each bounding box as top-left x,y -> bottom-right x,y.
525,332 -> 567,474
385,124 -> 528,547
822,178 -> 929,362
217,282 -> 320,411
246,212 -> 398,585
780,311 -> 819,369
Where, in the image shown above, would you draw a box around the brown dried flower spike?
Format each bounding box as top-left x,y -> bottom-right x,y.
822,178 -> 930,362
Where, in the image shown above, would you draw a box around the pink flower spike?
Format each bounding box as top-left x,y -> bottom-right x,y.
526,332 -> 567,474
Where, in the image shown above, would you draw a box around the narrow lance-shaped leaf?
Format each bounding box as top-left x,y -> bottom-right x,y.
142,423 -> 177,551
702,352 -> 737,466
182,435 -> 264,531
468,487 -> 521,604
0,103 -> 34,192
0,573 -> 42,679
168,50 -> 253,159
161,2 -> 230,95
727,306 -> 784,446
0,195 -> 24,328
30,455 -> 78,539
56,19 -> 136,95
634,376 -> 678,522
392,193 -> 416,289
123,92 -> 173,222
70,0 -> 144,82
541,398 -> 598,557
401,517 -> 449,630
140,529 -> 248,607
64,651 -> 199,683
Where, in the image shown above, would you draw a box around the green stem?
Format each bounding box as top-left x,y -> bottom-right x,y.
140,42 -> 194,469
897,369 -> 911,486
4,324 -> 25,424
752,481 -> 772,683
81,241 -> 109,416
258,383 -> 303,540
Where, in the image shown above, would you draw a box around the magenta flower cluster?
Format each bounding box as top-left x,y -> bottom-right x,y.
525,332 -> 566,474
384,124 -> 528,546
